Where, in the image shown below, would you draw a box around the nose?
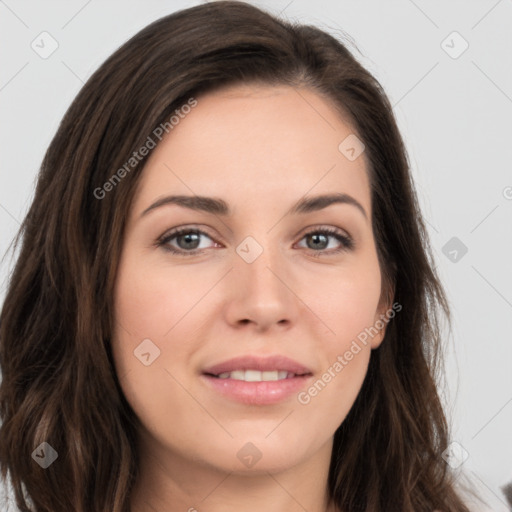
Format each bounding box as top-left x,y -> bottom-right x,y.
222,242 -> 299,333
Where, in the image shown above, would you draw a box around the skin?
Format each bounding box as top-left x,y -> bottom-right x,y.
111,83 -> 392,512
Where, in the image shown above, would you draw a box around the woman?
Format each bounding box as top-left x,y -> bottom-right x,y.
0,1 -> 474,511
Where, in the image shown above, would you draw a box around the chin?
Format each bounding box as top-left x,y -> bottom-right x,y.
194,433 -> 323,475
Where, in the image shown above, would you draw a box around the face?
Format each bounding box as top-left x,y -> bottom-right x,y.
111,83 -> 391,476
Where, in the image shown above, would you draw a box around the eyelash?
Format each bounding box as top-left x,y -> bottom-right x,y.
155,226 -> 354,258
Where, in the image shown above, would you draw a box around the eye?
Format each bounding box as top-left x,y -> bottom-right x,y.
156,226 -> 354,257
156,227 -> 219,255
296,227 -> 354,258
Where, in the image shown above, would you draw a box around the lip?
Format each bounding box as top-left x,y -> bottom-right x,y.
202,355 -> 312,376
201,355 -> 313,405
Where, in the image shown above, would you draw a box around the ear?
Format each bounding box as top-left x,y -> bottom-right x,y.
370,282 -> 396,350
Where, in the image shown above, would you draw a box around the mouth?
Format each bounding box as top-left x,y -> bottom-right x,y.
207,369 -> 308,381
201,355 -> 313,405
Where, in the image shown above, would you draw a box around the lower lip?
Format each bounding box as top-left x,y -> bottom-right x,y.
201,374 -> 312,405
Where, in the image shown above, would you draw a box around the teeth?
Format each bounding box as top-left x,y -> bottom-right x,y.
216,370 -> 295,381
245,370 -> 262,382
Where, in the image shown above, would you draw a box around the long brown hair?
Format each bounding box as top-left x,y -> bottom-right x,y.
0,1 -> 471,510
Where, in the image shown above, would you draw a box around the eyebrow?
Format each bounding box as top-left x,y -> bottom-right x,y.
140,192 -> 368,220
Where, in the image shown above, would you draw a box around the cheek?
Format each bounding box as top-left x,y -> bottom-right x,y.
111,250 -> 214,395
310,258 -> 382,342
297,276 -> 378,428
112,252 -> 209,340
295,337 -> 372,439
302,255 -> 381,407
110,257 -> 202,445
110,255 -> 174,390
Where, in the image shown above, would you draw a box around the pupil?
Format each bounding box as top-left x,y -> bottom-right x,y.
179,233 -> 199,249
309,233 -> 327,249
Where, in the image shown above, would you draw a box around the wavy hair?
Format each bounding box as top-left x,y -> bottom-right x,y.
0,1 -> 470,510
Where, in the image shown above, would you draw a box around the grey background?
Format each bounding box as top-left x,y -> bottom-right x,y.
1,1 -> 511,510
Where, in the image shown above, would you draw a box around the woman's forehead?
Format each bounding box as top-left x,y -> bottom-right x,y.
131,84 -> 371,219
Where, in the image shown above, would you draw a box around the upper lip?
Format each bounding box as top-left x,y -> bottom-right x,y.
202,355 -> 313,376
